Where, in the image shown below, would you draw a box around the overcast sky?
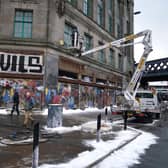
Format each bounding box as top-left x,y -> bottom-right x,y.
134,0 -> 168,63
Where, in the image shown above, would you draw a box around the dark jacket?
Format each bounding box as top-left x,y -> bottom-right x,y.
13,92 -> 19,104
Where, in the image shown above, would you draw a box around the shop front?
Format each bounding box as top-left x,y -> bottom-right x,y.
56,57 -> 121,110
0,51 -> 44,109
0,51 -> 121,110
0,73 -> 119,110
44,77 -> 116,110
0,78 -> 43,109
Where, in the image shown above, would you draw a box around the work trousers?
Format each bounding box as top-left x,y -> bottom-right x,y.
23,110 -> 34,128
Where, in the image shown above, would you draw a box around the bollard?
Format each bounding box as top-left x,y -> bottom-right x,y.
32,122 -> 39,168
123,111 -> 128,130
160,101 -> 168,126
47,104 -> 63,128
105,107 -> 108,123
96,114 -> 101,142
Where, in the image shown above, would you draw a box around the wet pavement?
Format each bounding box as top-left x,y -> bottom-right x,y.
130,124 -> 168,168
0,111 -> 120,168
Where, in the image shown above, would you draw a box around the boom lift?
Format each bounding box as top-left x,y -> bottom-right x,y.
80,29 -> 153,110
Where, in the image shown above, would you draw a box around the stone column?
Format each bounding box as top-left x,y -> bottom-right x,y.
44,50 -> 63,127
45,51 -> 58,90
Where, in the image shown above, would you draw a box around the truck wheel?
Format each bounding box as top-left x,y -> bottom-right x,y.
155,113 -> 160,119
146,113 -> 153,122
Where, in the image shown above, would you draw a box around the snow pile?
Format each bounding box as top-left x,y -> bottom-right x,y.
38,129 -> 158,168
94,130 -> 158,168
0,106 -> 109,116
0,108 -> 9,115
41,107 -> 107,116
43,125 -> 81,134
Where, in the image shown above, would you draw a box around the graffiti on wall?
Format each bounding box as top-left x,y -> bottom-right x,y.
0,79 -> 115,110
0,79 -> 43,108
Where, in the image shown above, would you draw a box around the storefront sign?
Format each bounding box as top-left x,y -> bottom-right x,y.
0,52 -> 43,75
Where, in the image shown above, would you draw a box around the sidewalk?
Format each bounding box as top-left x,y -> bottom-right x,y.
40,125 -> 141,168
0,107 -> 158,168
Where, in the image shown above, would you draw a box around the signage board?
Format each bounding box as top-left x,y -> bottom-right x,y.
0,52 -> 44,75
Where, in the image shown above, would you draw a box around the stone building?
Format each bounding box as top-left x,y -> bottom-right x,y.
0,0 -> 134,109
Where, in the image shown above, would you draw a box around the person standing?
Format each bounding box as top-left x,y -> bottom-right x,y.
11,90 -> 20,116
23,92 -> 34,128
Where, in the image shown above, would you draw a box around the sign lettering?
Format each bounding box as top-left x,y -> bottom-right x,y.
0,52 -> 43,75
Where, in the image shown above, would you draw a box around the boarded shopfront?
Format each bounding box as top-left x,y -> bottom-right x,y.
45,77 -> 116,110
55,57 -> 121,110
0,51 -> 122,110
52,78 -> 115,109
0,78 -> 43,109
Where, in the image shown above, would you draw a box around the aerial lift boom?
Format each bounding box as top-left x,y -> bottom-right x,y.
81,30 -> 153,106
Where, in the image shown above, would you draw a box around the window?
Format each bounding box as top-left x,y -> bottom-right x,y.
108,0 -> 113,33
109,49 -> 115,67
116,1 -> 123,38
98,42 -> 105,63
84,34 -> 92,51
136,93 -> 154,99
68,0 -> 77,7
14,10 -> 33,38
97,0 -> 104,26
118,54 -> 123,71
116,0 -> 120,19
83,0 -> 93,17
108,15 -> 113,33
127,20 -> 130,35
126,0 -> 131,16
108,0 -> 112,10
83,0 -> 88,15
99,50 -> 105,62
64,23 -> 76,47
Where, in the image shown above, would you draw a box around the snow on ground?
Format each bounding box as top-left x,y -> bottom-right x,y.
93,130 -> 158,168
0,107 -> 159,168
43,125 -> 81,134
0,106 -> 109,116
0,138 -> 6,147
0,108 -> 9,115
0,143 -> 6,147
42,107 -> 108,116
39,127 -> 158,168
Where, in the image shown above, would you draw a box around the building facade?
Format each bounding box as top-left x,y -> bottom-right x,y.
0,0 -> 134,110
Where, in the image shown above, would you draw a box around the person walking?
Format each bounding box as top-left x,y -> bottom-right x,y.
23,92 -> 34,129
11,90 -> 20,116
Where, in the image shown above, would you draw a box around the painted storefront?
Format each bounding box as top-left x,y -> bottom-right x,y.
0,51 -> 44,109
0,78 -> 116,110
0,51 -> 118,110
